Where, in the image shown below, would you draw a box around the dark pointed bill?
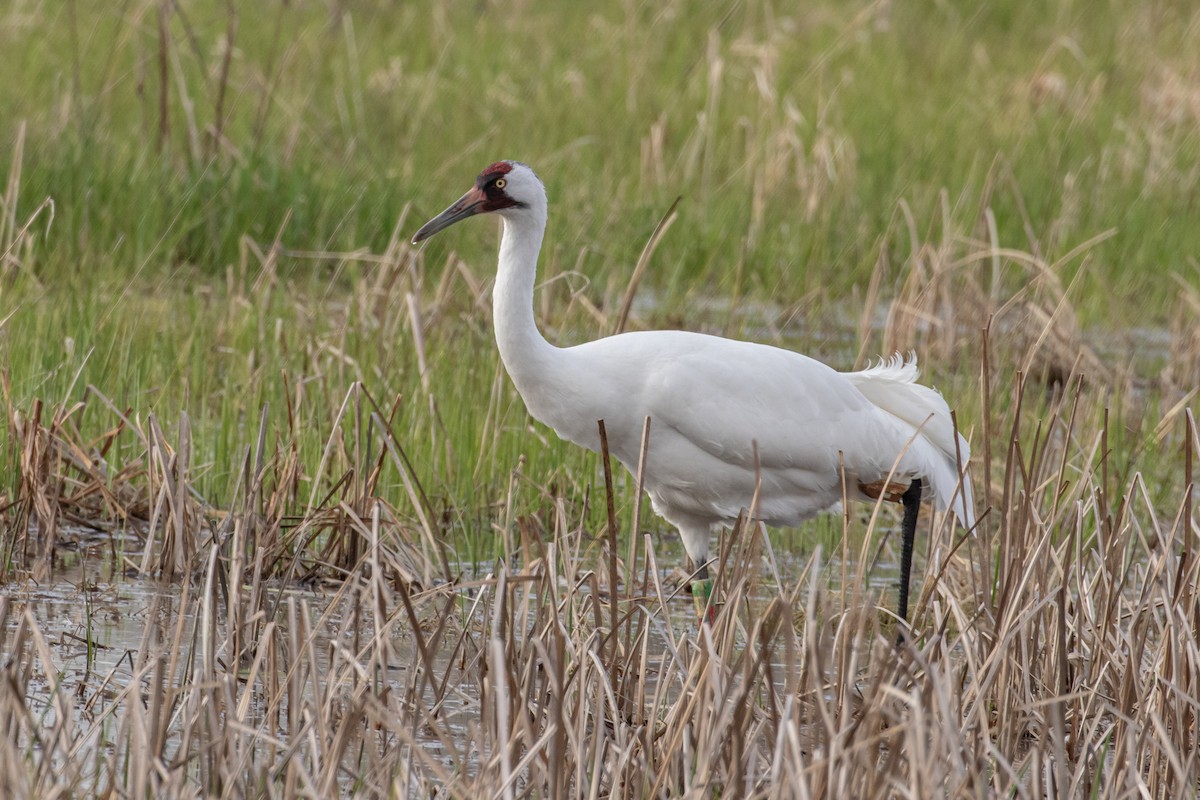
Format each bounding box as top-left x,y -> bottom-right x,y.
412,186 -> 486,243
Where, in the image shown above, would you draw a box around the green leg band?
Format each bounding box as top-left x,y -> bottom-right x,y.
692,577 -> 714,619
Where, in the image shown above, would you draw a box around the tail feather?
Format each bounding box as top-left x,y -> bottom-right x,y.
849,354 -> 975,528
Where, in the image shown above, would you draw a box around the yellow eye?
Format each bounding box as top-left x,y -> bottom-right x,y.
495,178 -> 507,189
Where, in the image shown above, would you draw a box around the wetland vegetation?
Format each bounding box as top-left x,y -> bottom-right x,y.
1,0 -> 1198,796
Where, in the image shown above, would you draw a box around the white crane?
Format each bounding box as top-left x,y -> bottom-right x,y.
412,161 -> 975,623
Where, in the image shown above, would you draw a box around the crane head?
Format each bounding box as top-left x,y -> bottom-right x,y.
412,161 -> 543,243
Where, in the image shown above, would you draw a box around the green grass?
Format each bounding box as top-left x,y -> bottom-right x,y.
6,1 -> 1199,300
0,0 -> 1197,550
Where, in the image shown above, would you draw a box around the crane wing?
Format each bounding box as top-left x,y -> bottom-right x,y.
847,355 -> 975,527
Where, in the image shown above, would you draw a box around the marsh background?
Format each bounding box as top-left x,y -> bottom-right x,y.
1,1 -> 1198,797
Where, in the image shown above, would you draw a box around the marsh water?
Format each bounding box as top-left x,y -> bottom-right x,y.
1,516 -> 912,780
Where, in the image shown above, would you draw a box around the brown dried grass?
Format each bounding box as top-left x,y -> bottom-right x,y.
0,376 -> 1197,797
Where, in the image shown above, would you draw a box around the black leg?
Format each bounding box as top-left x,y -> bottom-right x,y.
897,478 -> 923,623
695,561 -> 709,581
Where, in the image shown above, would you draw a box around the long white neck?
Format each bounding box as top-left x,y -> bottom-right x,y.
493,209 -> 560,392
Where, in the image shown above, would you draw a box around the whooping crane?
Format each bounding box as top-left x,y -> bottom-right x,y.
412,160 -> 975,625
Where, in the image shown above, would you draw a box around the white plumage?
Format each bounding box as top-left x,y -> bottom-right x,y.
413,160 -> 974,611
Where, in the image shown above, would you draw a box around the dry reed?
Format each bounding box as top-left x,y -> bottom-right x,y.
1,366 -> 1197,797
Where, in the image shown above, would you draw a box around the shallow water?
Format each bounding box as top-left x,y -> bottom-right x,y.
1,515 -> 920,794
